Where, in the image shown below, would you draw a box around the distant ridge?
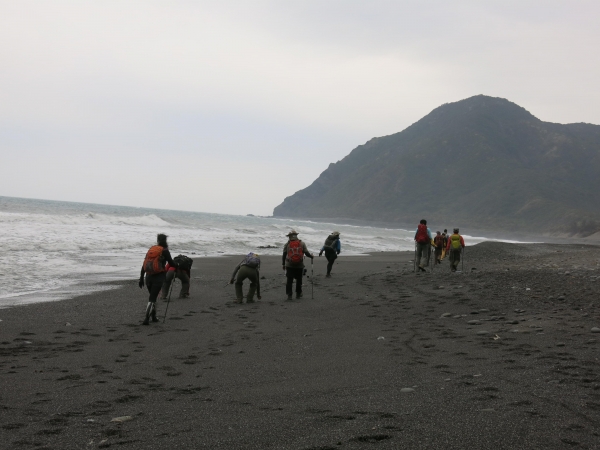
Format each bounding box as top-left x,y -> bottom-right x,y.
273,95 -> 600,237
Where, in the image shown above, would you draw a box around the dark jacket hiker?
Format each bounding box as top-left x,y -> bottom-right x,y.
139,233 -> 177,325
319,231 -> 341,277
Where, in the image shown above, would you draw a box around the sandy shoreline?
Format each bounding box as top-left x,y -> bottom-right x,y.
1,243 -> 599,449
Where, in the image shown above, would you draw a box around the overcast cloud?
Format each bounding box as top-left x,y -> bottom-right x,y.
1,1 -> 599,215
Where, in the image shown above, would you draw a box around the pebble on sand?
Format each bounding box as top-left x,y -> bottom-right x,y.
400,388 -> 415,393
468,320 -> 481,325
440,313 -> 452,318
111,416 -> 134,423
591,327 -> 600,333
477,331 -> 490,335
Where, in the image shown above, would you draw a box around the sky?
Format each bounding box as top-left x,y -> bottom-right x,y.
1,1 -> 599,216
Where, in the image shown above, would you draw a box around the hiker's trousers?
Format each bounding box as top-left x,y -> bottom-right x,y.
146,272 -> 166,303
416,242 -> 431,268
324,247 -> 337,275
235,265 -> 259,301
449,248 -> 462,268
162,270 -> 190,298
285,267 -> 303,295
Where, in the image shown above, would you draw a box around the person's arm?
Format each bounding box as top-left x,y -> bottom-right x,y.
446,238 -> 451,252
414,229 -> 418,240
256,269 -> 261,298
336,239 -> 341,254
427,228 -> 433,240
230,260 -> 243,283
162,248 -> 176,267
139,265 -> 145,288
319,244 -> 325,256
302,242 -> 314,259
282,243 -> 288,270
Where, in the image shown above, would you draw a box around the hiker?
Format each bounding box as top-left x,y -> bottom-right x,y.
414,219 -> 433,271
138,233 -> 178,325
319,231 -> 341,277
446,228 -> 466,272
161,255 -> 192,299
282,230 -> 314,300
441,229 -> 448,260
229,252 -> 262,304
433,231 -> 444,264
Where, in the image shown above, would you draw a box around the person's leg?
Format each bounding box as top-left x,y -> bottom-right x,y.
161,270 -> 174,299
144,273 -> 165,324
294,268 -> 303,298
246,268 -> 258,302
235,268 -> 249,303
416,244 -> 423,268
453,249 -> 461,270
285,268 -> 294,299
422,243 -> 430,267
178,271 -> 190,298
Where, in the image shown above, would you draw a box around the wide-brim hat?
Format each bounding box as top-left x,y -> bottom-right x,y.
286,230 -> 299,236
332,231 -> 340,236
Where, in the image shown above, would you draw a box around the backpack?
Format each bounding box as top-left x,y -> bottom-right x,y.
415,224 -> 429,243
173,254 -> 193,271
287,240 -> 304,264
242,252 -> 260,268
323,235 -> 338,249
450,234 -> 462,250
143,245 -> 166,275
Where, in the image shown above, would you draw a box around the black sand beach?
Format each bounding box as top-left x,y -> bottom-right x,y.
1,242 -> 600,449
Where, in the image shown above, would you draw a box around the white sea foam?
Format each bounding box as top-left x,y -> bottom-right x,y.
0,196 -> 510,307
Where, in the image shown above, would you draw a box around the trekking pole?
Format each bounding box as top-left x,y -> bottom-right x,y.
311,258 -> 314,299
163,275 -> 176,323
462,246 -> 465,273
413,242 -> 416,272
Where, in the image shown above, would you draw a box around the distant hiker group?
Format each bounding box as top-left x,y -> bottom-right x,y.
414,220 -> 465,273
138,222 -> 464,325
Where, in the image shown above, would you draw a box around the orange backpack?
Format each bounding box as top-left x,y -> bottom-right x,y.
143,245 -> 166,275
287,240 -> 304,264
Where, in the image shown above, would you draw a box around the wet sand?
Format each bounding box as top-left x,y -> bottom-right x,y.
1,242 -> 600,449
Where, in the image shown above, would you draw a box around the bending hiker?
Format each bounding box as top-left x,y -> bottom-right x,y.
139,234 -> 178,325
414,219 -> 433,272
229,252 -> 262,304
161,254 -> 193,299
282,230 -> 314,300
319,231 -> 341,277
434,231 -> 444,264
441,229 -> 448,260
446,228 -> 465,272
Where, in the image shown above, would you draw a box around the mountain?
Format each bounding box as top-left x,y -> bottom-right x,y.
273,95 -> 600,237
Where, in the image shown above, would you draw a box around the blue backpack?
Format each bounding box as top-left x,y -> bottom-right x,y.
243,253 -> 260,268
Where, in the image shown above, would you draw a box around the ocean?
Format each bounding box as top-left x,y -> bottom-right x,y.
0,196 -> 509,307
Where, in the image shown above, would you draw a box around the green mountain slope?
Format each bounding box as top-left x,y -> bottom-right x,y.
273,95 -> 600,236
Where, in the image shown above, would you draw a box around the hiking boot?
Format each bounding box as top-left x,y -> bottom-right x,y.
234,298 -> 243,304
151,315 -> 159,323
296,292 -> 303,299
325,273 -> 331,278
286,295 -> 293,301
418,266 -> 426,272
247,299 -> 255,303
142,318 -> 150,325
179,293 -> 190,299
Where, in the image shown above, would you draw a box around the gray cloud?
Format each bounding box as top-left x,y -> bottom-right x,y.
1,1 -> 598,215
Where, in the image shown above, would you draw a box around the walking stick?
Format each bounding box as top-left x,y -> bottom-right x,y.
413,242 -> 417,272
163,274 -> 176,323
462,246 -> 465,273
311,258 -> 314,299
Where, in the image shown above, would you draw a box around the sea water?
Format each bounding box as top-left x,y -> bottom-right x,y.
0,196 -> 500,307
